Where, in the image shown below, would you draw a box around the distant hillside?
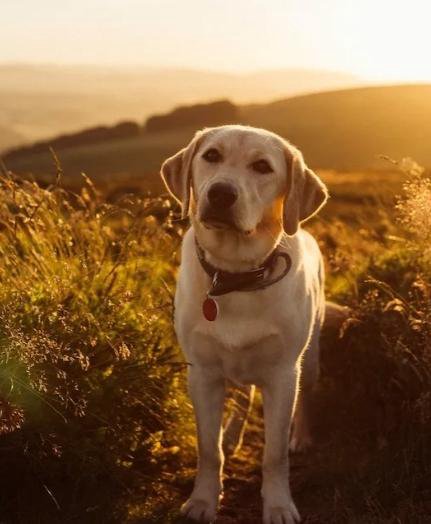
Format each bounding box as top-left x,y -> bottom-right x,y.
3,85 -> 431,190
0,64 -> 360,149
242,84 -> 431,169
4,99 -> 238,161
145,100 -> 238,133
0,125 -> 26,151
5,121 -> 140,161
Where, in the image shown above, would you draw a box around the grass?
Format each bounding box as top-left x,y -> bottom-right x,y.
0,159 -> 430,523
0,169 -> 189,522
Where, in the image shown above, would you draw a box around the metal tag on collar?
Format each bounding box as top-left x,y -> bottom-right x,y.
202,272 -> 220,321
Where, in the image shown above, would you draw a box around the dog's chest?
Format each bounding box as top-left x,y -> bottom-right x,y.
200,292 -> 279,345
175,281 -> 290,351
176,289 -> 293,384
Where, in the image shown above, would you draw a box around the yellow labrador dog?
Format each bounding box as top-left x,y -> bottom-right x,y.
161,125 -> 329,524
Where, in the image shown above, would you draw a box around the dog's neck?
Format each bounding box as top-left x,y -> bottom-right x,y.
192,222 -> 284,273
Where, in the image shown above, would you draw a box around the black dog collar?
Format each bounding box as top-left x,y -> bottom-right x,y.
195,238 -> 292,297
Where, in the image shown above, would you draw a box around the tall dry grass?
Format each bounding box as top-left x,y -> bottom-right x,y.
0,168 -> 187,521
312,159 -> 431,521
0,157 -> 430,522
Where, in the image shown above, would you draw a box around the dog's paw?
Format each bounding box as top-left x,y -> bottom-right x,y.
262,480 -> 300,524
263,500 -> 301,524
180,497 -> 218,523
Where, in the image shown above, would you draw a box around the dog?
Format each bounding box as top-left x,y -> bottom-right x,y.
161,125 -> 330,524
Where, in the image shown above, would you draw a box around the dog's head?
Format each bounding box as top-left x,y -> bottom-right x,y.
161,125 -> 328,265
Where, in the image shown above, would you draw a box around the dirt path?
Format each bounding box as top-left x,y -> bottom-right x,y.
215,418 -> 332,524
141,347 -> 431,524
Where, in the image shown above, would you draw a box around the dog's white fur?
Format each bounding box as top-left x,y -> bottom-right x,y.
161,125 -> 328,524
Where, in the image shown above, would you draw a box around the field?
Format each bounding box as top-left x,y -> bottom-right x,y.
0,152 -> 430,524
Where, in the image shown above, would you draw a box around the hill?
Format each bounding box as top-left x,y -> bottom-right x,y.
145,100 -> 238,133
5,122 -> 141,161
243,84 -> 431,170
3,84 -> 430,190
0,125 -> 26,151
0,64 -> 360,150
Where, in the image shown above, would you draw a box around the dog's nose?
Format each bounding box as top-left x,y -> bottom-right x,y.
207,182 -> 238,209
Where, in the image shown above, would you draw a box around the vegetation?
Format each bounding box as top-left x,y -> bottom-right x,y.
0,155 -> 430,523
0,168 -> 187,522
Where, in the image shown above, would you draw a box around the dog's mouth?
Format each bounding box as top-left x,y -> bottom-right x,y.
201,215 -> 234,230
199,213 -> 254,236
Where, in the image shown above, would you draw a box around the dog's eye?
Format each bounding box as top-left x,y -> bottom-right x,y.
251,159 -> 273,174
202,148 -> 222,163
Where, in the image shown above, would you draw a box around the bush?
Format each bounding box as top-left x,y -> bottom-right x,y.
315,160 -> 431,520
0,171 -> 184,521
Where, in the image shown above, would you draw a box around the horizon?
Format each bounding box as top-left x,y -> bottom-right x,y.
0,61 -> 364,76
2,61 -> 431,90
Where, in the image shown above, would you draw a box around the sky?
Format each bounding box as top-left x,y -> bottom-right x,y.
1,0 -> 431,82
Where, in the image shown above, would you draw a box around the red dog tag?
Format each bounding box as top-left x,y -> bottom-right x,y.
203,297 -> 218,321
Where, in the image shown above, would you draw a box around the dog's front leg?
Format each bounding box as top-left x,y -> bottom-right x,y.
181,365 -> 225,523
261,367 -> 301,524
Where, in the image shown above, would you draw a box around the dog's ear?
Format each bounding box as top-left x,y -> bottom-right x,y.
283,144 -> 328,236
160,131 -> 204,219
